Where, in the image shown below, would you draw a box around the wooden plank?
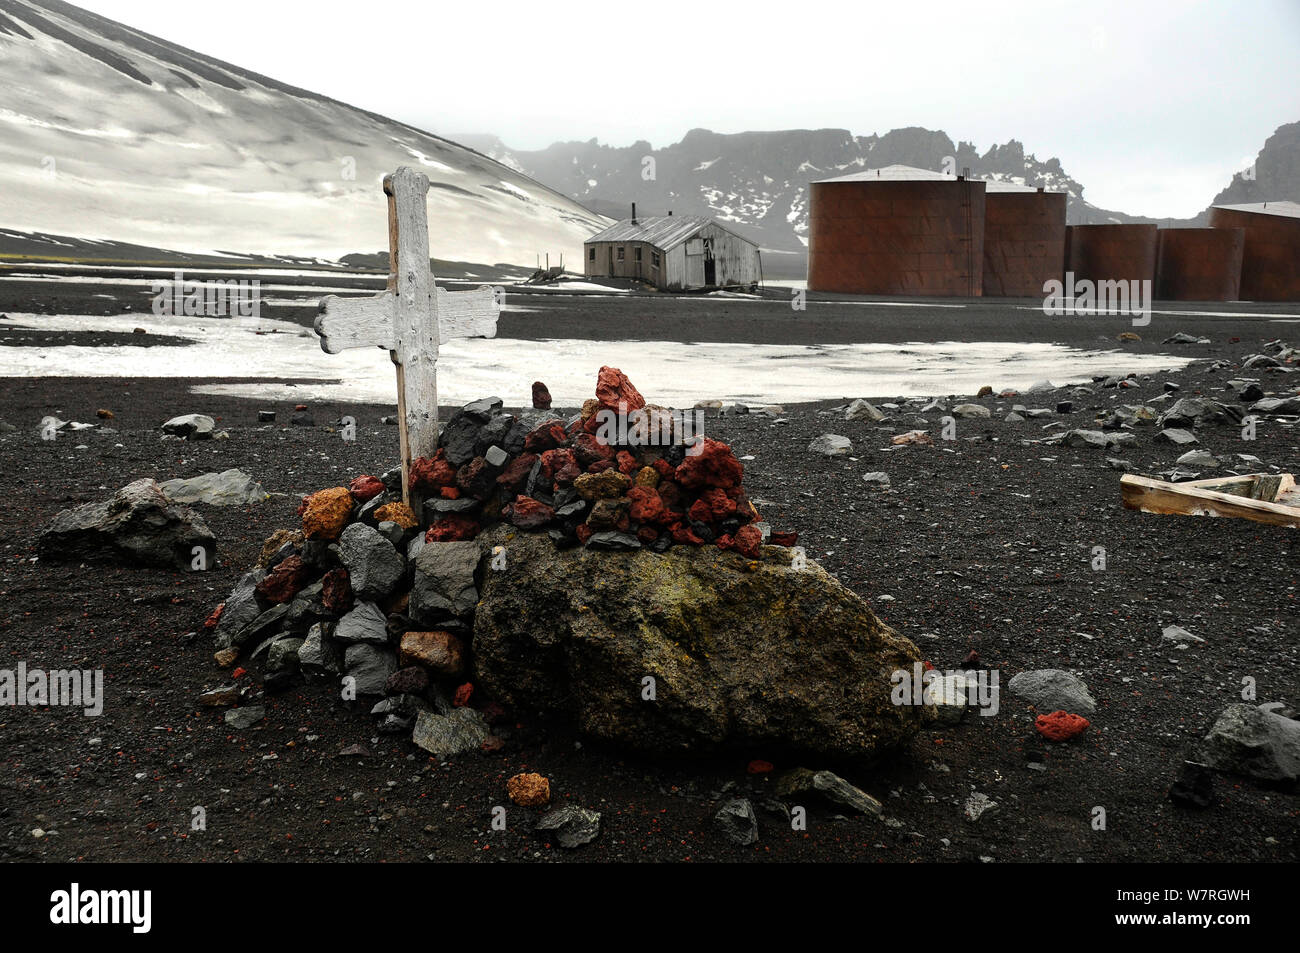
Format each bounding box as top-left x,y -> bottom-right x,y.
1121,473 -> 1300,529
386,167 -> 438,509
314,285 -> 498,353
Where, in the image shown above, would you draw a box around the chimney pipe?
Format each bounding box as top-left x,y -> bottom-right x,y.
668,210 -> 673,216
631,202 -> 637,225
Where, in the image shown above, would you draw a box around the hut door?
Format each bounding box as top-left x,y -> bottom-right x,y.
703,239 -> 716,286
608,247 -> 615,277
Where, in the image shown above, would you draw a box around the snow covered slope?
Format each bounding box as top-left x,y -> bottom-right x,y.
0,0 -> 606,265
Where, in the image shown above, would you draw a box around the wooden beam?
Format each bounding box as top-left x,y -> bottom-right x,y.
1120,473 -> 1300,530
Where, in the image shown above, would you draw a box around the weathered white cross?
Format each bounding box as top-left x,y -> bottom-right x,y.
315,167 -> 501,507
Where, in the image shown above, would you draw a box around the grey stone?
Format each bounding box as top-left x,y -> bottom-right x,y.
39,478 -> 216,571
213,568 -> 268,649
1158,397 -> 1243,429
299,622 -> 341,675
1250,396 -> 1300,416
229,602 -> 289,649
1176,450 -> 1220,469
333,601 -> 389,645
484,444 -> 508,467
160,469 -> 267,506
585,531 -> 641,551
951,403 -> 991,419
343,643 -> 397,696
845,399 -> 885,422
224,706 -> 265,729
338,522 -> 404,599
1008,669 -> 1096,715
808,433 -> 853,455
266,636 -> 304,672
1200,704 -> 1300,782
714,798 -> 758,845
1155,428 -> 1198,446
160,414 -> 214,439
535,805 -> 602,848
411,707 -> 490,757
861,471 -> 891,486
411,541 -> 480,624
376,521 -> 405,547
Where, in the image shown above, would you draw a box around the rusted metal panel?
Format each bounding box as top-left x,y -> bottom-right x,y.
1209,204 -> 1300,301
808,178 -> 986,295
1064,224 -> 1158,285
1155,227 -> 1244,301
982,190 -> 1067,297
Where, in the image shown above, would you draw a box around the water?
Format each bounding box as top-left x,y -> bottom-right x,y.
0,311 -> 1195,407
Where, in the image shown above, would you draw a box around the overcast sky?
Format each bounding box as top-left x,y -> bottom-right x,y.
75,0 -> 1300,218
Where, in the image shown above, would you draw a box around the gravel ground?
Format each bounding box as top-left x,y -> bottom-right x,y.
1,332 -> 1297,863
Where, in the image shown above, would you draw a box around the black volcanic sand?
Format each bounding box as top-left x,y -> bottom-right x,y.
0,344 -> 1297,864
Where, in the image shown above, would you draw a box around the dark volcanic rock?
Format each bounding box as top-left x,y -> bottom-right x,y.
39,478 -> 216,571
472,526 -> 929,759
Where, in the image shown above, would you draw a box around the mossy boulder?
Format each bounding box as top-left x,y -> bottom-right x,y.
472,525 -> 929,760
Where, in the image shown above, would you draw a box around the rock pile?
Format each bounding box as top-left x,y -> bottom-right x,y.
202,368 -> 929,763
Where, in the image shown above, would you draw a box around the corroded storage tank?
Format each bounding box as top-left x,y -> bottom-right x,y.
1209,202 -> 1300,301
982,183 -> 1067,297
1155,228 -> 1244,301
808,165 -> 985,296
1064,224 -> 1158,285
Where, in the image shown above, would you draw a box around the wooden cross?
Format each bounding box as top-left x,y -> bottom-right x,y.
315,167 -> 501,507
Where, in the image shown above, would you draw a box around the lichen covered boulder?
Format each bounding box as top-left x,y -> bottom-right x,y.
471,525 -> 929,760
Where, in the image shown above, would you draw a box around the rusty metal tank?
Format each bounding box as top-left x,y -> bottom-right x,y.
807,165 -> 985,296
982,184 -> 1067,297
1155,227 -> 1244,301
1064,224 -> 1158,285
1208,203 -> 1300,301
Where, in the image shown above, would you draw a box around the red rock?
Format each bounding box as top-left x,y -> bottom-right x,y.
453,682 -> 473,707
572,433 -> 615,468
616,450 -> 638,475
636,525 -> 658,544
439,486 -> 461,500
586,459 -> 615,473
627,486 -> 666,524
294,403 -> 307,411
747,759 -> 774,775
301,486 -> 353,541
480,736 -> 506,754
657,481 -> 684,509
595,366 -> 645,412
496,452 -> 538,495
321,568 -> 353,614
769,530 -> 798,546
456,456 -> 496,499
674,438 -> 743,490
540,448 -> 578,488
574,524 -> 593,545
733,524 -> 763,559
409,450 -> 457,491
425,514 -> 480,542
1036,711 -> 1090,742
532,381 -> 552,410
203,603 -> 224,631
524,420 -> 567,452
715,533 -> 734,551
508,495 -> 555,530
399,630 -> 466,676
256,555 -> 308,604
671,523 -> 705,546
348,475 -> 385,503
652,458 -> 674,478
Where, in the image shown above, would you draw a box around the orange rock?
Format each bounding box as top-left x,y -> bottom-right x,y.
301,487 -> 353,541
507,772 -> 551,806
399,630 -> 466,676
374,501 -> 417,529
258,528 -> 303,566
1035,710 -> 1090,742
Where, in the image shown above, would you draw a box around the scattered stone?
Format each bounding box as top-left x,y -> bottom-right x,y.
160,414 -> 215,439
39,478 -> 216,571
342,643 -> 397,695
532,381 -> 552,410
257,410 -> 276,423
930,674 -> 969,725
411,707 -> 490,757
1155,428 -> 1198,446
1158,397 -> 1243,429
1168,761 -> 1216,808
774,768 -> 882,815
1251,396 -> 1300,415
507,772 -> 551,806
198,684 -> 241,707
1200,704 -> 1300,782
714,798 -> 759,845
845,399 -> 885,422
964,792 -> 998,821
1162,332 -> 1210,345
1107,457 -> 1135,472
808,434 -> 852,456
1175,450 -> 1220,469
861,471 -> 891,487
1036,710 -> 1090,741
224,706 -> 265,729
1008,669 -> 1096,715
535,805 -> 601,848
951,404 -> 991,419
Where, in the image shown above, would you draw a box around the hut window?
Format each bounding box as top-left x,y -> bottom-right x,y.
617,247 -> 625,261
635,247 -> 642,262
588,247 -> 595,261
652,252 -> 660,268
